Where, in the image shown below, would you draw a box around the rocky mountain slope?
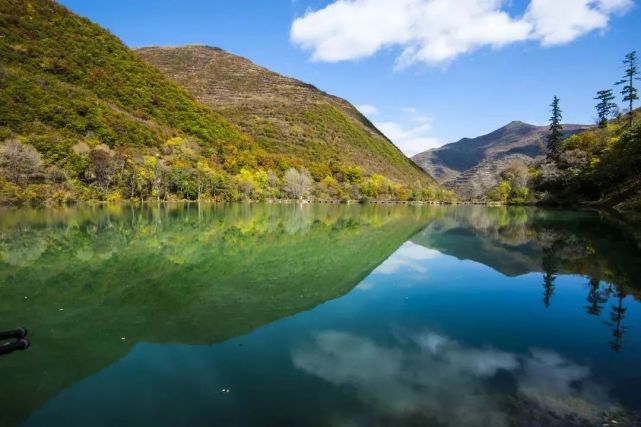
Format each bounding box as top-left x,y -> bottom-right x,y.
137,45 -> 433,186
412,121 -> 588,199
445,153 -> 538,199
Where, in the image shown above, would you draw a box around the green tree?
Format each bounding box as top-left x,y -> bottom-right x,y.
195,160 -> 216,202
547,96 -> 563,157
487,181 -> 511,203
615,51 -> 639,126
594,89 -> 617,128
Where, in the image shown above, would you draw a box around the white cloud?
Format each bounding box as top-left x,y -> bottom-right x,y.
524,0 -> 632,45
291,0 -> 633,67
356,104 -> 379,115
375,120 -> 442,155
402,107 -> 417,113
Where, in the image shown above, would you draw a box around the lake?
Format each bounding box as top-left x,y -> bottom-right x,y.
0,204 -> 640,427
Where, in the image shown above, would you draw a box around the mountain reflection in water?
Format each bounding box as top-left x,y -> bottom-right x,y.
1,204 -> 639,427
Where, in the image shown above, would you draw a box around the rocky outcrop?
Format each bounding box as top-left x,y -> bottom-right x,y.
444,154 -> 536,200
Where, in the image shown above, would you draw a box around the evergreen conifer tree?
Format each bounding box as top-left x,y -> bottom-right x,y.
594,89 -> 617,128
615,51 -> 639,126
547,96 -> 563,157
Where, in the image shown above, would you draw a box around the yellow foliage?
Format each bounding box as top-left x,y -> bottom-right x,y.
166,137 -> 188,147
321,175 -> 338,187
105,192 -> 122,204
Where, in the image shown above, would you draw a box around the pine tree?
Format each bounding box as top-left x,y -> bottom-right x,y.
615,51 -> 639,126
594,89 -> 617,128
605,288 -> 628,352
586,277 -> 607,316
541,245 -> 558,308
547,96 -> 563,157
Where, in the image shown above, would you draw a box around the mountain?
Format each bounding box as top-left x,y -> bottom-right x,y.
412,121 -> 589,199
0,1 -> 438,204
0,0 -> 247,153
136,45 -> 433,187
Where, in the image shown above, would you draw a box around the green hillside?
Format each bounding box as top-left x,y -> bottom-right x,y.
0,0 -> 446,204
136,46 -> 434,191
532,110 -> 641,212
0,0 -> 247,148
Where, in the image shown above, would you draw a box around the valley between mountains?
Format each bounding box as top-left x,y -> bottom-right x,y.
0,0 -> 639,211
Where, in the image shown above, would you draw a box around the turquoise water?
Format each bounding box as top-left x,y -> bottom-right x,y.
0,204 -> 640,426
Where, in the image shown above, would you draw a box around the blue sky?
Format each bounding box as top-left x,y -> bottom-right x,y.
59,0 -> 640,155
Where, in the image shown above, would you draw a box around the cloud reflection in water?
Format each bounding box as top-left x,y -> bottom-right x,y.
357,242 -> 441,290
292,330 -> 616,426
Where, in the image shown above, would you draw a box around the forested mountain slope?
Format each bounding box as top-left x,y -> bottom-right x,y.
0,0 -> 442,204
137,45 -> 433,188
532,110 -> 641,212
0,0 -> 250,201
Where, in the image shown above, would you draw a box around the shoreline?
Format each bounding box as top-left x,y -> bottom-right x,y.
0,199 -> 460,208
2,198 -> 638,215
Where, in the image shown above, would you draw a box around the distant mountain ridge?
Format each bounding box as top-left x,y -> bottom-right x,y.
412,121 -> 590,199
137,45 -> 433,186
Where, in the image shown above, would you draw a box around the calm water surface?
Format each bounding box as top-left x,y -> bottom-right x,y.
0,204 -> 640,426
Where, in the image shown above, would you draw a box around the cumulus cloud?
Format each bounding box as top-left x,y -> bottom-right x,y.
375,120 -> 442,155
525,0 -> 632,45
356,104 -> 379,115
291,0 -> 633,67
292,329 -> 617,426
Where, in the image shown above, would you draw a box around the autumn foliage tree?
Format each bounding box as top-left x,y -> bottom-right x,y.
0,139 -> 42,185
284,168 -> 313,200
89,145 -> 117,190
